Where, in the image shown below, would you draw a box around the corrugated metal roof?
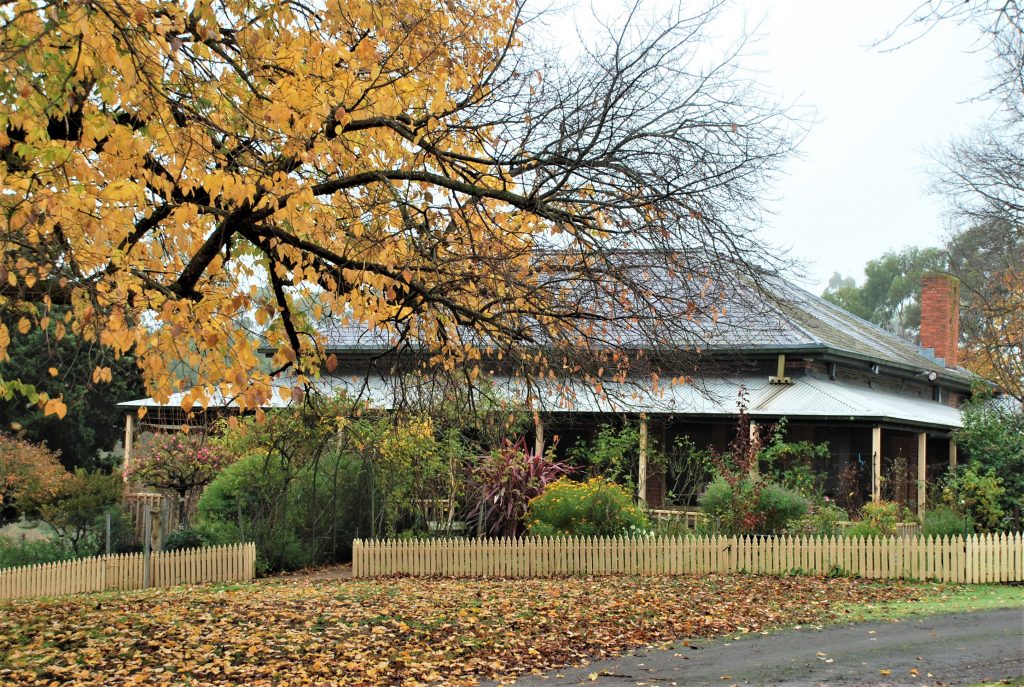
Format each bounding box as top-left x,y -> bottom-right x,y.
748,377 -> 962,428
120,373 -> 962,429
525,375 -> 962,428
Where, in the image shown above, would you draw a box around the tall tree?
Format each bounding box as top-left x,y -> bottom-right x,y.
821,247 -> 944,340
0,316 -> 145,470
822,229 -> 1022,400
0,0 -> 798,413
946,221 -> 1024,401
885,3 -> 1023,399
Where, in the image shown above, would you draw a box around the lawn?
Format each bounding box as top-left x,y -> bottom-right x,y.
0,574 -> 1019,686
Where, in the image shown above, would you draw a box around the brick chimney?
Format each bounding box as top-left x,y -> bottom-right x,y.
920,273 -> 960,368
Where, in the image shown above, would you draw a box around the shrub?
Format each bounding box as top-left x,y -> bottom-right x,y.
699,476 -> 808,535
198,450 -> 317,573
835,461 -> 866,517
846,500 -> 907,537
354,416 -> 466,537
0,537 -> 71,569
204,397 -> 481,572
163,523 -> 233,551
465,437 -> 572,536
202,400 -> 369,572
940,464 -> 1006,532
651,516 -> 695,537
568,423 -> 641,488
525,477 -> 650,537
952,392 -> 1023,529
38,469 -> 132,556
921,505 -> 975,538
662,436 -> 713,507
759,418 -> 830,501
787,502 -> 848,537
0,433 -> 66,521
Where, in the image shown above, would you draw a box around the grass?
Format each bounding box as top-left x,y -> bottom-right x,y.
837,582 -> 1024,622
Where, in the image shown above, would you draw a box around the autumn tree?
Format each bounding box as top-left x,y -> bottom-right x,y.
946,221 -> 1024,401
889,2 -> 1024,401
0,432 -> 66,522
0,0 -> 797,413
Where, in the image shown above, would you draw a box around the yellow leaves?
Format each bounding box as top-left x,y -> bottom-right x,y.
0,0 -> 612,414
0,575 -> 925,686
254,306 -> 273,327
100,180 -> 143,204
91,366 -> 112,384
43,396 -> 67,419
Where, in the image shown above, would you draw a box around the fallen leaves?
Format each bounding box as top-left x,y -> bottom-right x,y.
0,575 -> 924,686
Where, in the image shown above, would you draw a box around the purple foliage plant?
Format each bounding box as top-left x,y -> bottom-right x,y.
466,436 -> 573,536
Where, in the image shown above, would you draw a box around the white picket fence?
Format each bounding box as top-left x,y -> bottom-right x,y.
0,542 -> 256,600
353,533 -> 1024,584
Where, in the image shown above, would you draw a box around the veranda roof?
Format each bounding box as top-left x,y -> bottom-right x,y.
119,372 -> 962,431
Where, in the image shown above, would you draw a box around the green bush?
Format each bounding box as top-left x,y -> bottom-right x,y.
846,500 -> 908,537
787,502 -> 848,537
952,393 -> 1023,529
163,523 -> 234,551
198,450 -> 322,573
0,537 -> 71,569
204,398 -> 475,573
921,505 -> 975,538
568,424 -> 642,488
699,476 -> 808,535
652,516 -> 697,537
38,470 -> 132,556
759,418 -> 831,501
526,477 -> 650,537
940,464 -> 1006,532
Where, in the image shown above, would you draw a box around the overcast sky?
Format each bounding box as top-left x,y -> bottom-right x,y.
558,2 -> 996,293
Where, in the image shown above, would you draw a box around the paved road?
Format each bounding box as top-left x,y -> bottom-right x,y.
501,608 -> 1024,687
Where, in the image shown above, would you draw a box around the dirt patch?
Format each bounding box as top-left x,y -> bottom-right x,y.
259,563 -> 353,582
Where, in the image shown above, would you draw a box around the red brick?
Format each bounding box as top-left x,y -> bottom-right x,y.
920,274 -> 960,368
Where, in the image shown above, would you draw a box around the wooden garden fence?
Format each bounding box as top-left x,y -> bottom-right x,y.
0,542 -> 256,601
353,533 -> 1023,584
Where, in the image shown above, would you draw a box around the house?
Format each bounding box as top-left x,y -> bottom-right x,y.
119,272 -> 977,516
